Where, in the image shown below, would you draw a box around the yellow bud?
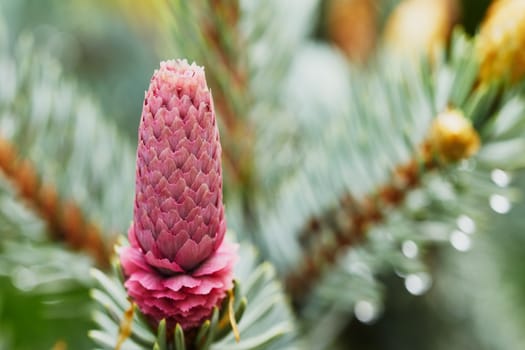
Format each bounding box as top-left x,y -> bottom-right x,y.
384,0 -> 459,58
429,110 -> 481,162
477,0 -> 525,85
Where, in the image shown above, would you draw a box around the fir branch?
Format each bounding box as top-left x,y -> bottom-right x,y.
0,135 -> 111,267
280,30 -> 521,302
286,138 -> 438,300
0,23 -> 135,269
168,0 -> 254,190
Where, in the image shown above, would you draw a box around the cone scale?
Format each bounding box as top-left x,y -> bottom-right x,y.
119,59 -> 237,331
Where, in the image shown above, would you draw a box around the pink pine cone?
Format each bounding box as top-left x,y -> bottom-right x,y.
120,228 -> 237,331
120,59 -> 238,331
134,59 -> 226,273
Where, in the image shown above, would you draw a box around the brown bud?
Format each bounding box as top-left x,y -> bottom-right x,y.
326,0 -> 378,62
477,0 -> 525,85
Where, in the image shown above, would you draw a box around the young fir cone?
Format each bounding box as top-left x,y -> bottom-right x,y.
119,59 -> 238,331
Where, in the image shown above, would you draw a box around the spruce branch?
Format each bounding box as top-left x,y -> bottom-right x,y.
286,126 -> 441,300
0,135 -> 111,267
280,29 -> 525,303
167,0 -> 254,191
0,25 -> 135,269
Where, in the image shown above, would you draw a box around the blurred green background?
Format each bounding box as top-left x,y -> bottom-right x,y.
1,0 -> 525,349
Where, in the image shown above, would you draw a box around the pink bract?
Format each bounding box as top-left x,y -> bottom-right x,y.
120,229 -> 238,330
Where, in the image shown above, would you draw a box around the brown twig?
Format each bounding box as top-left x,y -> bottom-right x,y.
287,108 -> 481,301
0,135 -> 111,268
286,147 -> 437,300
287,108 -> 483,301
